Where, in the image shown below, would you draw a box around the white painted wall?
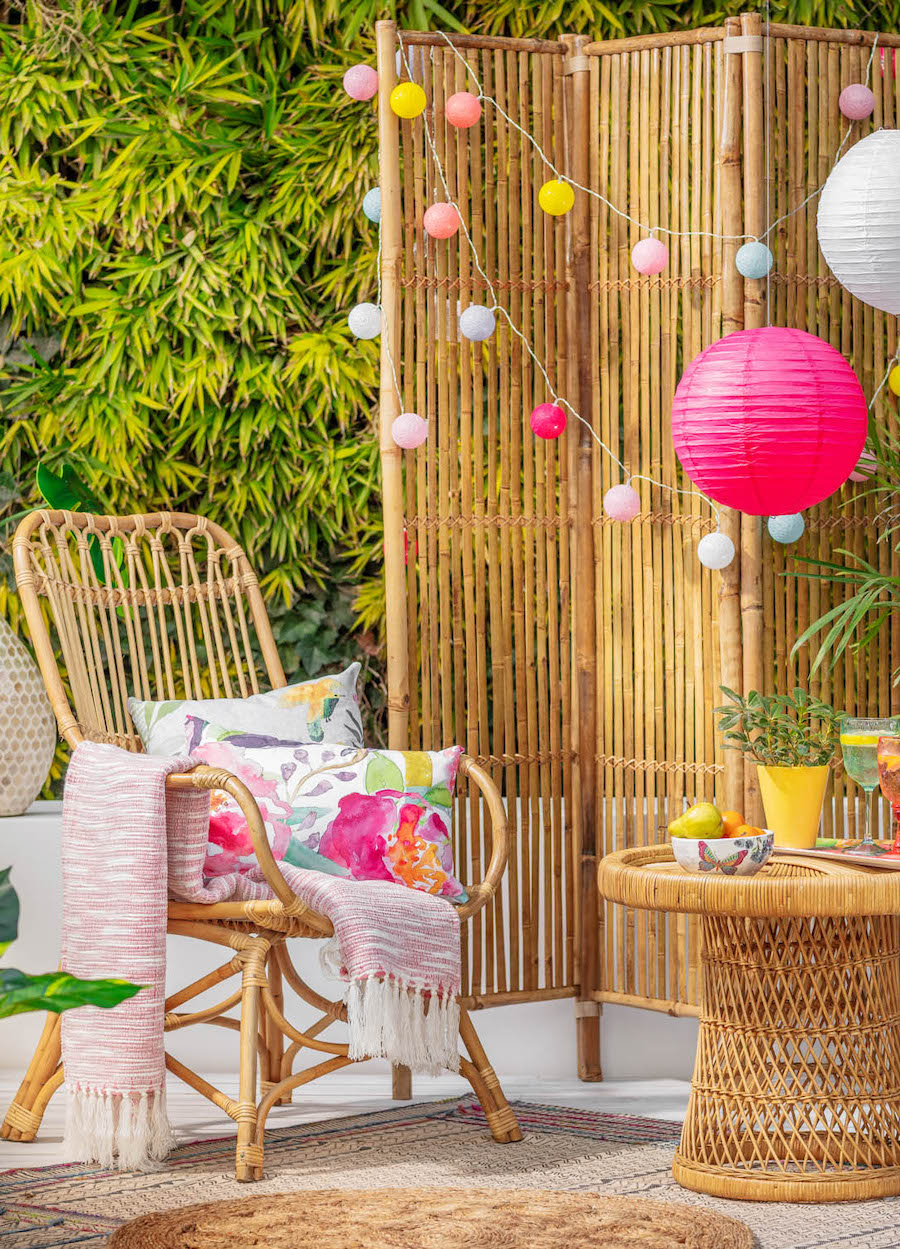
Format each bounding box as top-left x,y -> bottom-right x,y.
0,803 -> 698,1081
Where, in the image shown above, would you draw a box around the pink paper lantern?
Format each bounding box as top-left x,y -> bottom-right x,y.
849,450 -> 877,482
446,91 -> 482,128
671,327 -> 867,515
392,412 -> 428,448
604,484 -> 641,522
343,64 -> 378,101
880,48 -> 897,78
530,403 -> 567,439
631,237 -> 669,275
423,202 -> 459,239
839,83 -> 875,120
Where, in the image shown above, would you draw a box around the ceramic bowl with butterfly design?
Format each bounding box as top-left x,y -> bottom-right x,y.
671,830 -> 774,876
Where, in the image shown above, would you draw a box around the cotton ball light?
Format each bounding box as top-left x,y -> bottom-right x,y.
530,403 -> 567,439
446,91 -> 482,128
343,64 -> 378,101
817,129 -> 900,316
459,304 -> 496,341
767,513 -> 806,544
390,82 -> 426,119
736,241 -> 774,279
538,180 -> 575,216
839,84 -> 875,120
392,412 -> 428,448
890,366 -> 900,396
362,187 -> 381,223
849,450 -> 877,482
603,484 -> 641,522
347,302 -> 381,339
631,236 -> 669,275
423,202 -> 459,239
672,327 -> 867,514
697,532 -> 735,570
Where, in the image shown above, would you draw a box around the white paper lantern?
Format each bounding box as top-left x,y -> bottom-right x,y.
348,302 -> 381,339
817,129 -> 900,315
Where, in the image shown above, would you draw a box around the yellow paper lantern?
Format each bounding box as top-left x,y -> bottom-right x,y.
538,179 -> 574,216
390,82 -> 426,119
889,365 -> 900,397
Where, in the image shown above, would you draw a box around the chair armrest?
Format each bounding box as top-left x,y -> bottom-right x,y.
165,764 -> 302,912
455,756 -> 508,923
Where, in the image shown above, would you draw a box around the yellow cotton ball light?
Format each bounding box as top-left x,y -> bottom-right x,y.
890,365 -> 900,397
538,179 -> 574,216
390,82 -> 426,119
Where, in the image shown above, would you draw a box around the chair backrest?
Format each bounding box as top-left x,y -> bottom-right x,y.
13,510 -> 285,750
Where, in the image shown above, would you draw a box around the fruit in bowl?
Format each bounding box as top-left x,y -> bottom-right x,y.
668,802 -> 774,875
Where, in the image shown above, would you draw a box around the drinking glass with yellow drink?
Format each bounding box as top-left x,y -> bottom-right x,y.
840,717 -> 900,854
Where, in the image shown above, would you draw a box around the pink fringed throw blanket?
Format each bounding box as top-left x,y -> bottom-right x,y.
61,742 -> 461,1170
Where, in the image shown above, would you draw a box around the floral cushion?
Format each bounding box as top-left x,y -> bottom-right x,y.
188,719 -> 467,902
127,663 -> 363,756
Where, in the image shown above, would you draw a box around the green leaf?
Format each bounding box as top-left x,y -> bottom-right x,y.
0,868 -> 19,955
0,969 -> 143,1018
365,751 -> 404,795
423,783 -> 452,808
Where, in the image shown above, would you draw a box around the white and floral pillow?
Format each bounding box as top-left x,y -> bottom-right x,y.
128,663 -> 362,756
188,718 -> 467,902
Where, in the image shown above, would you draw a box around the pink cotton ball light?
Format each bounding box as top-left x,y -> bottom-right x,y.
631,237 -> 669,275
446,91 -> 482,128
423,202 -> 459,239
392,412 -> 428,449
839,84 -> 875,120
343,64 -> 378,101
671,327 -> 867,515
530,403 -> 566,439
604,484 -> 641,522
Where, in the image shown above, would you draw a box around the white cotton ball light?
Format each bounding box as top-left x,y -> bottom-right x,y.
362,188 -> 381,223
767,513 -> 805,544
697,531 -> 735,570
347,302 -> 381,339
459,304 -> 496,341
392,412 -> 428,448
817,129 -> 900,316
736,241 -> 774,279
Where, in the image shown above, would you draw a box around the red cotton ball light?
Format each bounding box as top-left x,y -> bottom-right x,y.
446,91 -> 482,128
343,64 -> 378,101
423,202 -> 460,239
530,403 -> 566,439
671,327 -> 867,515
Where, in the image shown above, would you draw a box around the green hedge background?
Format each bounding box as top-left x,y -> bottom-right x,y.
0,0 -> 886,788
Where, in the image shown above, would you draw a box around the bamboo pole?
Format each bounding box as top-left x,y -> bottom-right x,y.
562,33 -> 602,1081
376,19 -> 413,1103
740,11 -> 766,826
585,29 -> 726,56
717,17 -> 745,814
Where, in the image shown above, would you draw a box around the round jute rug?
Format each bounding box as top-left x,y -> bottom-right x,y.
108,1188 -> 754,1248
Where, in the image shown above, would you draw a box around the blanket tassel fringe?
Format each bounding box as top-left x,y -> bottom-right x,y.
64,1086 -> 176,1171
346,975 -> 460,1077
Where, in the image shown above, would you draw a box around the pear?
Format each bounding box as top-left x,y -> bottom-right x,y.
668,802 -> 724,840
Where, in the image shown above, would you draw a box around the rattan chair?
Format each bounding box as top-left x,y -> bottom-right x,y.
0,510 -> 522,1179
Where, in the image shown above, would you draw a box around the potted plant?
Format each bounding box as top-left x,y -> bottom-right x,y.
714,688 -> 840,849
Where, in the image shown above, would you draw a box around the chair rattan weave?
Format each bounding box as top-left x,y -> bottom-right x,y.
0,510 -> 522,1179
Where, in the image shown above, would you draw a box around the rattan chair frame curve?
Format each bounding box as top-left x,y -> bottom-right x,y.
1,509 -> 522,1179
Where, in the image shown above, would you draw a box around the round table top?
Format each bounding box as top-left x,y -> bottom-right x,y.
597,844 -> 900,918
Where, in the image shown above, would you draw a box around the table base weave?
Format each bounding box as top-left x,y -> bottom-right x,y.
676,912 -> 900,1202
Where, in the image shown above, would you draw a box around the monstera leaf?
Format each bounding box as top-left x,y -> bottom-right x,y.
0,868 -> 19,957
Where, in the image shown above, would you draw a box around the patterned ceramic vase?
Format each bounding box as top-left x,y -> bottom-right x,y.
0,617 -> 56,815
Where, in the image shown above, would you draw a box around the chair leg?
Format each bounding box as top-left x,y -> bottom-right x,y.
1,1012 -> 62,1142
234,936 -> 267,1182
263,949 -> 291,1106
458,1007 -> 523,1143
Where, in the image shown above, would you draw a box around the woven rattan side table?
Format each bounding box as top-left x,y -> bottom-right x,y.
597,845 -> 900,1202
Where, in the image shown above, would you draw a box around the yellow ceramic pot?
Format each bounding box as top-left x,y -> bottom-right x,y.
756,763 -> 830,849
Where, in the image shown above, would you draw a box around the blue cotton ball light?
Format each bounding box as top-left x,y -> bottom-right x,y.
767,513 -> 805,544
459,304 -> 496,341
736,241 -> 774,279
362,188 -> 381,223
348,302 -> 381,339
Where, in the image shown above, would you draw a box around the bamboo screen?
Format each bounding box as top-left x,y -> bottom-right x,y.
376,19 -> 900,1037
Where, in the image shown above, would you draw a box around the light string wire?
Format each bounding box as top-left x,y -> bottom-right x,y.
387,36 -> 723,532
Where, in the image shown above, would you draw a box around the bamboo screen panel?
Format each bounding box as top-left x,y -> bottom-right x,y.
393,38 -> 576,1005
761,29 -> 900,840
587,39 -> 727,1012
